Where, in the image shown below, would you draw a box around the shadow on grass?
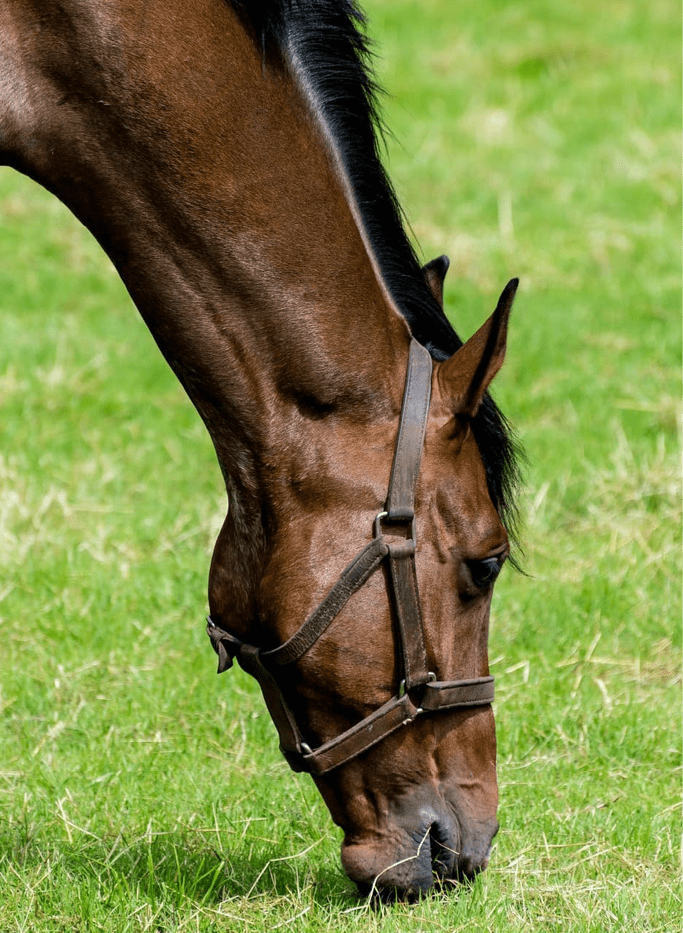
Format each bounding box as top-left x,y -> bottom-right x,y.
0,823 -> 358,911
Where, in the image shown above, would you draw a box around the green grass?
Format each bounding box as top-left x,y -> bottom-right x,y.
0,0 -> 680,930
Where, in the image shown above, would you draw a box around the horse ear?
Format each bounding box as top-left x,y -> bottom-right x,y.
422,255 -> 450,307
438,278 -> 518,417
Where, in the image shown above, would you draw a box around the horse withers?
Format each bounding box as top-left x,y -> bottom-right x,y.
0,0 -> 520,897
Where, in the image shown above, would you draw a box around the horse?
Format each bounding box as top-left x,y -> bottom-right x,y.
0,0 -> 521,898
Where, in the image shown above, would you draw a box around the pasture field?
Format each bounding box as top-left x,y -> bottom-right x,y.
0,0 -> 680,930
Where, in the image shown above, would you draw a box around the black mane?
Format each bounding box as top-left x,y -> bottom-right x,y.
228,0 -> 521,543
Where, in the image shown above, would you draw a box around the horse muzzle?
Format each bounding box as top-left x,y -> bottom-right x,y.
339,802 -> 499,898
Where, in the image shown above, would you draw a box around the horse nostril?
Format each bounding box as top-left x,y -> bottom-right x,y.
428,821 -> 459,879
428,818 -> 498,883
454,836 -> 496,881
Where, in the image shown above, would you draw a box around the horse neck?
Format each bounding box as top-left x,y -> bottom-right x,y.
4,0 -> 412,476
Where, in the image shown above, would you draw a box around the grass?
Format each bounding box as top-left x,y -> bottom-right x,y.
0,0 -> 680,929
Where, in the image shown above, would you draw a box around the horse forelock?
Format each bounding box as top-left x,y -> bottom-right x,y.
226,0 -> 522,546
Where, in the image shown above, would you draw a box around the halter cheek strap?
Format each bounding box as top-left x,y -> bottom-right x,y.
206,339 -> 494,776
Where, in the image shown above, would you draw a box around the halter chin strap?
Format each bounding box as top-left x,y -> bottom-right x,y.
206,338 -> 494,776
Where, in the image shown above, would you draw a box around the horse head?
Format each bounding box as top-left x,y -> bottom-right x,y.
207,277 -> 518,896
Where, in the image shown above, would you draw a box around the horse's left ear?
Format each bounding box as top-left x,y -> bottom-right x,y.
422,255 -> 450,307
437,278 -> 518,417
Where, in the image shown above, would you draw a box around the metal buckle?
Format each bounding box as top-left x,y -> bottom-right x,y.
399,672 -> 436,699
373,510 -> 416,544
373,510 -> 388,538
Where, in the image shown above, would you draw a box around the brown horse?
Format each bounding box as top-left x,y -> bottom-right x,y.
0,0 -> 521,898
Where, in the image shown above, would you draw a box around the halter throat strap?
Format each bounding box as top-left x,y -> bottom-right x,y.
206,338 -> 494,775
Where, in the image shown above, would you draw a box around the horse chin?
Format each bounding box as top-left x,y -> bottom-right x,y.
341,838 -> 434,900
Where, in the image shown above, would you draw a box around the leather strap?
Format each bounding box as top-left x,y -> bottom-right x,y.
381,337 -> 432,690
208,611 -> 496,775
387,539 -> 430,689
207,620 -> 241,674
236,644 -> 304,766
420,676 -> 495,711
262,536 -> 389,667
385,339 -> 432,520
300,694 -> 419,775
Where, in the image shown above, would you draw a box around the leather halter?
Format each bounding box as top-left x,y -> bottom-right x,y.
206,338 -> 494,776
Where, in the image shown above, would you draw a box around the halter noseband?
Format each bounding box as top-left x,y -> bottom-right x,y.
206,338 -> 494,775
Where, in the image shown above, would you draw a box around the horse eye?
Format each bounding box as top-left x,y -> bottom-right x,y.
468,556 -> 503,589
